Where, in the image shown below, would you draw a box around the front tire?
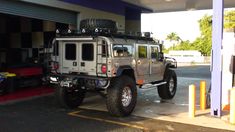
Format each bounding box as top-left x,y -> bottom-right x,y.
106,75 -> 137,117
55,85 -> 86,109
158,69 -> 177,99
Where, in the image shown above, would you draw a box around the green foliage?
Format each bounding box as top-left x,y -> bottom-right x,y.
166,32 -> 182,43
166,15 -> 212,56
195,15 -> 212,56
173,40 -> 194,50
224,10 -> 235,29
165,10 -> 235,56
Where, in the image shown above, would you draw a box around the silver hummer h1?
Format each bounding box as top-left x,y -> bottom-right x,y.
49,19 -> 177,117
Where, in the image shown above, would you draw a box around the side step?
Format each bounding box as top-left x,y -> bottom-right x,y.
139,81 -> 167,89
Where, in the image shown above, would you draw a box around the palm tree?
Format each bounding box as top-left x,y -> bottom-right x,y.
166,32 -> 182,50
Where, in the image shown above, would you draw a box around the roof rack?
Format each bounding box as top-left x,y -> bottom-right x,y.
55,29 -> 156,42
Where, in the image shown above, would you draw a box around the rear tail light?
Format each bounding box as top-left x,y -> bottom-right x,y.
101,65 -> 107,73
52,61 -> 59,70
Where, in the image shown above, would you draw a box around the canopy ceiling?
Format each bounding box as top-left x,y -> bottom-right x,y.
122,0 -> 235,12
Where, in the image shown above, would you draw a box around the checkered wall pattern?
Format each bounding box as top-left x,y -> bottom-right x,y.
0,14 -> 68,53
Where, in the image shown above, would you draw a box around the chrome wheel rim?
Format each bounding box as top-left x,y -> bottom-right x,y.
122,86 -> 132,107
169,78 -> 175,95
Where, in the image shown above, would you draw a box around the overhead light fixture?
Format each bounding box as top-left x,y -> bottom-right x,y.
165,0 -> 172,2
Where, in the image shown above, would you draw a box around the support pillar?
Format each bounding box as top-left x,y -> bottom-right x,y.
76,13 -> 80,30
211,0 -> 224,117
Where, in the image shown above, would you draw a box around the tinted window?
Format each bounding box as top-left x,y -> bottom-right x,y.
82,43 -> 94,61
65,44 -> 76,60
53,41 -> 59,56
138,46 -> 147,58
113,44 -> 133,57
102,40 -> 108,57
151,47 -> 159,59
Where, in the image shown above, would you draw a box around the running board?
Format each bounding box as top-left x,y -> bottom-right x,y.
139,81 -> 167,89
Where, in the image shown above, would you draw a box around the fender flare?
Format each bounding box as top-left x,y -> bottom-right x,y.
116,66 -> 135,79
163,63 -> 171,78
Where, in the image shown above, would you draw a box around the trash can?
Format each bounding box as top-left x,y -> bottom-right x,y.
0,75 -> 7,95
0,72 -> 16,94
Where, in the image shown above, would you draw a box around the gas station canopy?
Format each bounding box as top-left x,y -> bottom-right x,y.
123,0 -> 235,12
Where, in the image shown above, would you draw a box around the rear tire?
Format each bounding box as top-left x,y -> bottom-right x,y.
158,69 -> 177,99
106,75 -> 137,117
55,85 -> 86,109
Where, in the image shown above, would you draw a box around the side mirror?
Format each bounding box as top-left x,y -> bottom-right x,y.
165,57 -> 177,68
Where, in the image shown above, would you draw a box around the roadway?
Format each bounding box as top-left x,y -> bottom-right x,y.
1,65 -> 232,132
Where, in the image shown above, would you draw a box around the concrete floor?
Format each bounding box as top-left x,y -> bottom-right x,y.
1,65 -> 235,131
78,66 -> 235,131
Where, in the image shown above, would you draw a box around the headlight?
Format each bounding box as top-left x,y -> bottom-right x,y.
50,77 -> 58,82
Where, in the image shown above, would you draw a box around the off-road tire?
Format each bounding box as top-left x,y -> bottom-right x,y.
80,19 -> 117,33
158,69 -> 177,99
106,75 -> 137,117
55,85 -> 86,109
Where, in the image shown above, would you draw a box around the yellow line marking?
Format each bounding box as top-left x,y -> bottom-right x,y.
68,110 -> 82,115
68,110 -> 148,131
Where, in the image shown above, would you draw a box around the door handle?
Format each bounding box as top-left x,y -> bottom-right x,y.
73,62 -> 77,66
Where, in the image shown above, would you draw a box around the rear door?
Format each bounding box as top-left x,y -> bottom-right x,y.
79,42 -> 96,73
62,42 -> 79,72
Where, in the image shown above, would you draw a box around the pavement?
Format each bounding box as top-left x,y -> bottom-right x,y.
1,65 -> 235,131
1,95 -> 227,132
76,66 -> 235,131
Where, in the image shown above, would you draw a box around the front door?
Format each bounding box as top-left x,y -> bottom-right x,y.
136,45 -> 149,76
150,46 -> 164,81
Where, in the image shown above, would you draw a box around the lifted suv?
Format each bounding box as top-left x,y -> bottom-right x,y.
49,19 -> 177,117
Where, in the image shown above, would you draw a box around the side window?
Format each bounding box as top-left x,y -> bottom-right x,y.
102,40 -> 108,57
138,46 -> 147,58
65,43 -> 76,60
113,44 -> 133,57
53,41 -> 59,56
82,43 -> 94,61
113,44 -> 122,57
151,46 -> 159,60
123,45 -> 133,56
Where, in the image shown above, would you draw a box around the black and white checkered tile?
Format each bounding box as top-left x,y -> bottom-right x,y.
0,14 -> 69,64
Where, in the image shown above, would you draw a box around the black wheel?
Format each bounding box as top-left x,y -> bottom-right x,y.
158,69 -> 177,99
55,85 -> 86,109
106,75 -> 137,117
80,19 -> 117,33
